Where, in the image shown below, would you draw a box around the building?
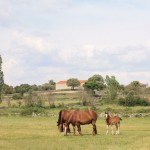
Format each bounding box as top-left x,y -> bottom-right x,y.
147,96 -> 150,102
56,80 -> 87,90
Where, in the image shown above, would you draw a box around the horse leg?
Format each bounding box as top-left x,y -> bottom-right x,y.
64,123 -> 69,136
67,126 -> 71,133
106,125 -> 109,135
117,123 -> 120,134
111,125 -> 114,135
92,120 -> 97,135
77,123 -> 82,135
73,125 -> 76,136
118,127 -> 120,134
64,126 -> 67,136
115,124 -> 118,135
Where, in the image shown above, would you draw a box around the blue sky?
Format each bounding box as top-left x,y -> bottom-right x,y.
0,0 -> 150,86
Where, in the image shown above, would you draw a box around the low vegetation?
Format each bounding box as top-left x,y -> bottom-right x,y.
0,90 -> 150,117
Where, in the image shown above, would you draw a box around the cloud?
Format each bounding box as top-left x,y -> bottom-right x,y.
1,29 -> 57,55
1,0 -> 150,86
120,50 -> 148,64
1,27 -> 150,86
0,1 -> 12,19
2,57 -> 25,85
114,71 -> 150,85
115,45 -> 150,72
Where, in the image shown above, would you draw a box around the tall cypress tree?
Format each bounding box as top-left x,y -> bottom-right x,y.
0,55 -> 4,103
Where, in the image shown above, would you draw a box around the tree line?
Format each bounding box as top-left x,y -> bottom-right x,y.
0,55 -> 150,106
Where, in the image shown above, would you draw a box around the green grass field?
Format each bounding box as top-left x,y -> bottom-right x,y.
0,116 -> 150,150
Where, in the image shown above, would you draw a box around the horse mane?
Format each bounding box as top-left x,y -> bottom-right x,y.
57,110 -> 62,126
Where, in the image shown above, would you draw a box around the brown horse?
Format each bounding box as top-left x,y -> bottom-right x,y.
58,110 -> 98,136
105,112 -> 122,135
57,110 -> 74,133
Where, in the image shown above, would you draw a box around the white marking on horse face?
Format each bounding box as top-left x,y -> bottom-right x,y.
105,113 -> 108,118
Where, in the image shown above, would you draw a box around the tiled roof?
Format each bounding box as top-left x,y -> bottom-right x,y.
79,80 -> 87,83
57,81 -> 67,84
147,96 -> 150,101
57,80 -> 87,84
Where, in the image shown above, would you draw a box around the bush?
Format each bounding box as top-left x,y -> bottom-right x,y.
118,96 -> 149,106
137,108 -> 150,113
12,94 -> 22,100
49,102 -> 56,108
58,102 -> 65,108
77,90 -> 90,104
90,105 -> 97,111
11,104 -> 17,108
24,92 -> 44,107
21,107 -> 46,116
104,107 -> 113,112
17,101 -> 22,107
7,100 -> 11,107
81,99 -> 89,106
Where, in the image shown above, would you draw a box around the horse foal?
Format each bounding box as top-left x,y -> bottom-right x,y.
105,112 -> 122,135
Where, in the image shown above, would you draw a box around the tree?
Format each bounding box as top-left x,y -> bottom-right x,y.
105,75 -> 120,101
66,78 -> 80,90
125,81 -> 143,96
30,84 -> 38,91
39,80 -> 56,91
0,55 -> 4,103
15,84 -> 32,96
83,74 -> 105,92
24,91 -> 44,107
3,84 -> 15,94
49,80 -> 55,85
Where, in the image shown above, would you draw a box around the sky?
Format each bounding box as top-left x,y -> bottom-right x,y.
0,0 -> 150,86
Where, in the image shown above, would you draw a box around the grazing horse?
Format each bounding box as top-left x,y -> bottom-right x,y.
60,110 -> 98,136
105,112 -> 122,135
57,110 -> 74,133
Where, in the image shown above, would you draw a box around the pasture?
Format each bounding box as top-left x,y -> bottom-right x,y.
0,116 -> 150,150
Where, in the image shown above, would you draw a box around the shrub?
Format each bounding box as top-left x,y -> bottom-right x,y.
90,105 -> 97,110
104,107 -> 113,112
118,96 -> 149,106
11,104 -> 17,108
7,100 -> 11,107
58,102 -> 65,108
137,108 -> 150,113
24,92 -> 44,107
81,99 -> 89,106
12,94 -> 22,100
17,101 -> 22,107
20,107 -> 45,116
49,102 -> 56,108
77,90 -> 91,106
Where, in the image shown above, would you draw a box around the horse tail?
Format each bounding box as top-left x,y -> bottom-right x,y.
57,110 -> 62,126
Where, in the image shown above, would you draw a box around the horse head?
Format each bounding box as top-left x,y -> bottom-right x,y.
105,112 -> 109,119
57,110 -> 63,132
